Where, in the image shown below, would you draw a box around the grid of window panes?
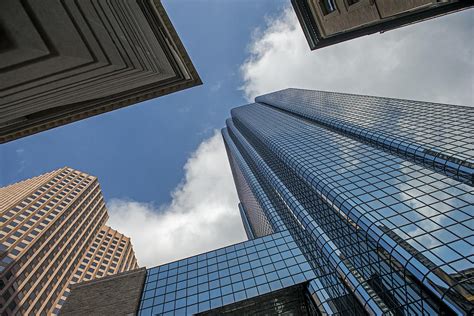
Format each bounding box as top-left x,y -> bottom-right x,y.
225,95 -> 473,315
256,88 -> 474,185
137,231 -> 316,316
227,118 -> 445,314
226,118 -> 393,315
223,126 -> 361,314
244,121 -> 454,314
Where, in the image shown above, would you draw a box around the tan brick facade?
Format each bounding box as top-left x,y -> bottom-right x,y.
0,167 -> 138,315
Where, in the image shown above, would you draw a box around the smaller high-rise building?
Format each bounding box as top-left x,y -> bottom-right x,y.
292,0 -> 473,50
0,167 -> 138,315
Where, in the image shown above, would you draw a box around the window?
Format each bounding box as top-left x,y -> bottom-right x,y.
346,0 -> 359,5
319,0 -> 337,15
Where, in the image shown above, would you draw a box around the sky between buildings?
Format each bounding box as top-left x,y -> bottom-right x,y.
0,0 -> 472,267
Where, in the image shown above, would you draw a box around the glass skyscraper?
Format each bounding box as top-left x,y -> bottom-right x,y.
86,88 -> 473,316
220,88 -> 473,315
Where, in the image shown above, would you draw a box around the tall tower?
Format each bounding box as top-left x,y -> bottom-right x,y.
0,167 -> 138,315
222,88 -> 473,315
54,89 -> 472,316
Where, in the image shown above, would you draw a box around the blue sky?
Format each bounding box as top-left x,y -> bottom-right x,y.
0,0 -> 286,203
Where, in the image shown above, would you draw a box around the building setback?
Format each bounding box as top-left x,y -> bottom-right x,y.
0,167 -> 138,315
0,0 -> 201,143
53,225 -> 139,313
64,88 -> 472,315
292,0 -> 473,50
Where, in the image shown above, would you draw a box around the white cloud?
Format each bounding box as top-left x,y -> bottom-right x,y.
107,131 -> 246,267
210,81 -> 223,92
241,6 -> 474,106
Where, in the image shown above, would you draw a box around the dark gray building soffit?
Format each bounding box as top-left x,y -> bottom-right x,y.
0,0 -> 201,143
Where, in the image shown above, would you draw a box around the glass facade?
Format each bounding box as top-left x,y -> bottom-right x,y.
139,88 -> 472,315
138,231 -> 316,315
255,89 -> 473,186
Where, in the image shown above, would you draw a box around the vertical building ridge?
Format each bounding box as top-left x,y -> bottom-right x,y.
223,127 -> 285,237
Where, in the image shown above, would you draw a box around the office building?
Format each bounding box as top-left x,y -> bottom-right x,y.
221,88 -> 473,315
292,0 -> 473,50
63,89 -> 473,315
0,167 -> 138,315
0,0 -> 201,143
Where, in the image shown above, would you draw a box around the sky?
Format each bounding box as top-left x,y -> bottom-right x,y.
0,1 -> 473,267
